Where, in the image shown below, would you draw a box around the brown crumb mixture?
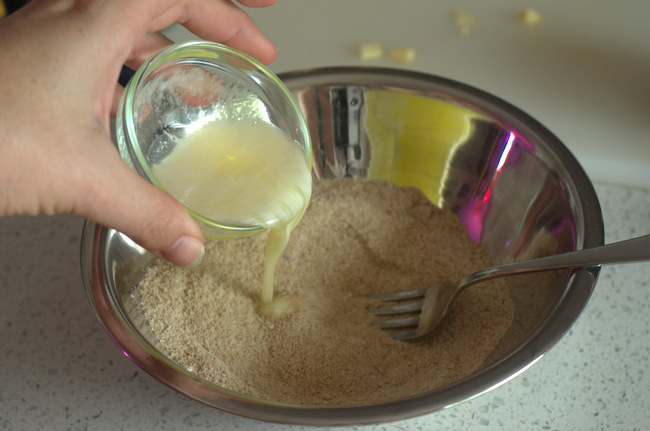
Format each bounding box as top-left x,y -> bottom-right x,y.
137,178 -> 514,406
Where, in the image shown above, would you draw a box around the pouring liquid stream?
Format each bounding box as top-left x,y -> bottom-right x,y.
152,119 -> 312,317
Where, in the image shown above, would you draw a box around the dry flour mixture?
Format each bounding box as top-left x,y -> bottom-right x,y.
137,178 -> 514,405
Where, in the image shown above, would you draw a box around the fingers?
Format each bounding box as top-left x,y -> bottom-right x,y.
235,0 -> 278,7
202,7 -> 277,64
123,31 -> 174,70
124,0 -> 277,64
173,0 -> 278,64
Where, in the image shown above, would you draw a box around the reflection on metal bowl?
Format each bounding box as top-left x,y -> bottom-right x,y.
81,67 -> 603,425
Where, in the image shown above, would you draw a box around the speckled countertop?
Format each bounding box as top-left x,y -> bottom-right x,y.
1,181 -> 648,430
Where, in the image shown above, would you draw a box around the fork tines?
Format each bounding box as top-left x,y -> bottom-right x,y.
366,288 -> 426,329
366,288 -> 427,302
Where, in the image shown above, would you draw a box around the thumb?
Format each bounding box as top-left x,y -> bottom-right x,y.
77,149 -> 205,267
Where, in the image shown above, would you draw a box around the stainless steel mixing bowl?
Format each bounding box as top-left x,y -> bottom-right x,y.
81,67 -> 603,425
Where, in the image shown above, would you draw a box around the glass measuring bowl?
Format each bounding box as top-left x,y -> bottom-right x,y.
115,41 -> 311,239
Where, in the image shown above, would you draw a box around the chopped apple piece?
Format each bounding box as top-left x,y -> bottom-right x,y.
387,48 -> 416,65
453,8 -> 477,36
517,7 -> 543,26
358,42 -> 383,60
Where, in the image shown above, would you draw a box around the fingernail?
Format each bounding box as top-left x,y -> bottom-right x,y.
159,235 -> 205,268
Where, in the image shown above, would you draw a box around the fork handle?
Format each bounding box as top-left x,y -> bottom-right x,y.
463,234 -> 650,287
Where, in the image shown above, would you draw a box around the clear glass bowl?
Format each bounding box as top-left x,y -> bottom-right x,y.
115,41 -> 311,239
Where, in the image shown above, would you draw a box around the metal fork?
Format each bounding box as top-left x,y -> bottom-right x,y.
367,234 -> 650,340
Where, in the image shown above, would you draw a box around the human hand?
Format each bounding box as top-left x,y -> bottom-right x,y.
0,0 -> 278,266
